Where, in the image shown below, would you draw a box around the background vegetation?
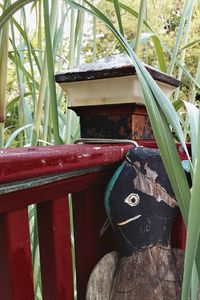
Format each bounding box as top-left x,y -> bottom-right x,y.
1,0 -> 200,149
1,0 -> 200,299
85,0 -> 200,99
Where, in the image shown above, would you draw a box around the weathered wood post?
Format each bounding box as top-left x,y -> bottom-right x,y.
55,54 -> 184,299
56,54 -> 179,142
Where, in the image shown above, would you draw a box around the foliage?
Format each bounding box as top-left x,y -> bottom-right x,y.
67,0 -> 200,299
83,0 -> 200,100
0,0 -> 81,149
1,0 -> 200,299
0,0 -> 82,298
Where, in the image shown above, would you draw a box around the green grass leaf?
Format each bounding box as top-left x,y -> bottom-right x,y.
182,119 -> 200,299
4,124 -> 33,148
113,0 -> 124,36
43,0 -> 63,145
107,0 -> 154,32
130,32 -> 166,72
184,101 -> 199,164
0,0 -> 38,30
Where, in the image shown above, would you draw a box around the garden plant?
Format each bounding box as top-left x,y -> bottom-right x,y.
1,0 -> 200,299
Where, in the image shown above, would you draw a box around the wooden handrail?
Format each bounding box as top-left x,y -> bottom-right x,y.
0,144 -> 134,300
0,144 -> 132,184
0,142 -> 186,300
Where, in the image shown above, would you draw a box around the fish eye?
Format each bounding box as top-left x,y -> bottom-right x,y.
124,193 -> 140,207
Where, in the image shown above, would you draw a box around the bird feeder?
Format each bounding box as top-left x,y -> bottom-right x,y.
55,54 -> 180,141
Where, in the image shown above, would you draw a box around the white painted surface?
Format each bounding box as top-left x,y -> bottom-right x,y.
59,75 -> 177,107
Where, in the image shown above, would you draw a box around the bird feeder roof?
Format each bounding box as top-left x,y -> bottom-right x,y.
55,53 -> 180,87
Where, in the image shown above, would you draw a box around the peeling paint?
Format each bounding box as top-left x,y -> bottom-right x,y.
133,162 -> 177,208
41,159 -> 46,165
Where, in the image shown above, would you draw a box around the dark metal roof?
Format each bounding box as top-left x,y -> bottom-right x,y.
55,54 -> 180,87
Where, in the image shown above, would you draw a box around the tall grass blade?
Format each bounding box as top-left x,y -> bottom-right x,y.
179,39 -> 200,53
69,7 -> 76,68
43,0 -> 62,145
0,0 -> 38,30
6,93 -> 32,113
5,124 -> 33,148
113,0 -> 124,36
174,2 -> 195,100
37,0 -> 42,67
32,0 -> 62,146
75,10 -> 81,47
130,32 -> 166,72
76,10 -> 85,66
20,8 -> 38,112
134,0 -> 147,54
66,5 -> 80,144
184,101 -> 199,164
191,264 -> 199,300
191,60 -> 200,104
92,8 -> 96,61
182,117 -> 200,299
24,98 -> 33,142
167,0 -> 196,75
107,0 -> 153,32
8,51 -> 39,89
0,1 -> 9,148
109,0 -> 200,89
10,20 -> 26,146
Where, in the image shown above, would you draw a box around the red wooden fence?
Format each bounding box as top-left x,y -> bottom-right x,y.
0,143 -> 185,300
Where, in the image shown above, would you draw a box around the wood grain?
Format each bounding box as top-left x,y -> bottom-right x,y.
86,246 -> 184,300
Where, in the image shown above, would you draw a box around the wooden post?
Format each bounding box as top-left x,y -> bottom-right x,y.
37,196 -> 74,300
73,186 -> 118,300
0,208 -> 34,300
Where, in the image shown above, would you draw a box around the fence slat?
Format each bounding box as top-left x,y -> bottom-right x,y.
37,196 -> 74,300
0,208 -> 34,300
73,186 -> 118,300
172,211 -> 186,249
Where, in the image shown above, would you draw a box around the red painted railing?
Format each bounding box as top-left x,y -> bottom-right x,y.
0,144 -> 134,300
0,143 -> 185,300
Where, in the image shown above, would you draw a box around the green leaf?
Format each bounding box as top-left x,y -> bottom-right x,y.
6,93 -> 32,113
113,0 -> 124,36
184,101 -> 199,165
179,39 -> 200,53
12,17 -> 41,74
182,116 -> 200,299
130,32 -> 167,72
43,0 -> 63,145
0,0 -> 38,30
173,99 -> 184,111
134,0 -> 147,54
75,11 -> 81,47
107,0 -> 154,32
137,71 -> 189,222
4,124 -> 33,148
109,0 -> 200,89
8,51 -> 39,90
191,264 -> 199,300
167,0 -> 196,75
